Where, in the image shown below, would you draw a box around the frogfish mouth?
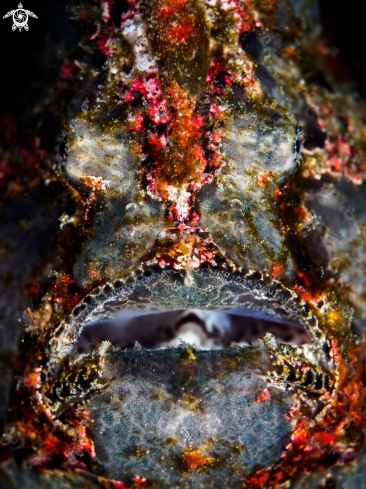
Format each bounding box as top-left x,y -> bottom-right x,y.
3,0 -> 366,488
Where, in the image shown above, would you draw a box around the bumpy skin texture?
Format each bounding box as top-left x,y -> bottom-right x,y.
89,347 -> 295,488
1,0 -> 366,488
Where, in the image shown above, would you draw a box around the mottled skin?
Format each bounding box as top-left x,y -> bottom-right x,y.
1,0 -> 366,488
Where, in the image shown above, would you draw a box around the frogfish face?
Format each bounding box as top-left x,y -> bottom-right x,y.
3,0 -> 366,488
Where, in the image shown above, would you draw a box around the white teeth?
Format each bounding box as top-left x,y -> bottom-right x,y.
177,309 -> 232,335
158,321 -> 218,350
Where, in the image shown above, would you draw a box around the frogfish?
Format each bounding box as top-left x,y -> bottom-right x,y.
1,0 -> 366,488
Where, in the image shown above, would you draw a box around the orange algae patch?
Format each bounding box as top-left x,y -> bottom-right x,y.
274,187 -> 282,199
25,370 -> 41,389
181,449 -> 214,471
88,269 -> 100,281
258,171 -> 273,186
82,175 -> 106,190
154,0 -> 204,45
146,82 -> 207,199
293,271 -> 323,305
285,46 -> 296,56
294,205 -> 312,224
157,0 -> 200,44
257,388 -> 271,402
270,263 -> 283,277
132,475 -> 148,486
244,339 -> 366,488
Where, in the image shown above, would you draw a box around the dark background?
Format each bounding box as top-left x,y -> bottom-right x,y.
0,0 -> 77,115
0,0 -> 365,116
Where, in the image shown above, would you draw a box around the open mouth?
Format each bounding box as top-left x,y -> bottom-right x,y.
47,267 -> 329,366
77,309 -> 311,353
77,307 -> 311,353
41,267 -> 335,487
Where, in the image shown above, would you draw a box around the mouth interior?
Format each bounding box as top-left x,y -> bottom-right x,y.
77,308 -> 311,353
